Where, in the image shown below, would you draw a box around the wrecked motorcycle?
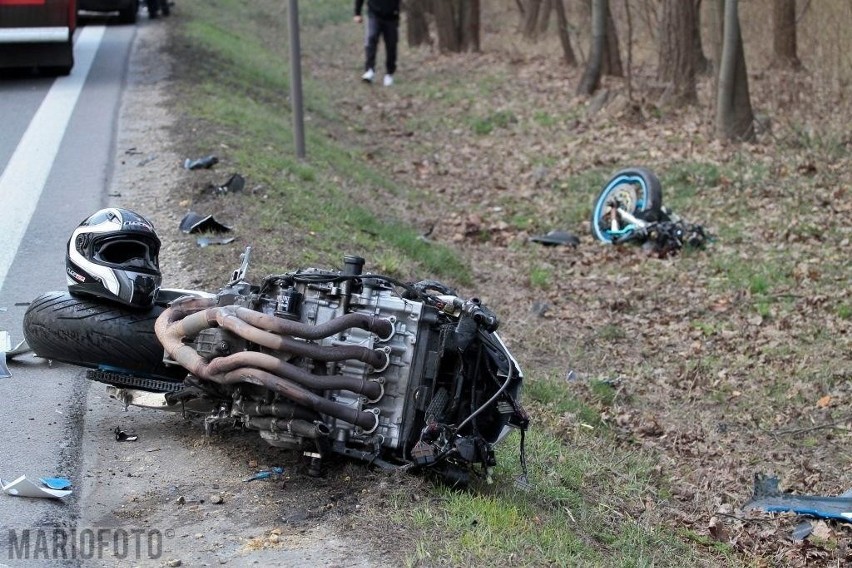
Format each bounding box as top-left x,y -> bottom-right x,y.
591,166 -> 708,254
23,238 -> 528,486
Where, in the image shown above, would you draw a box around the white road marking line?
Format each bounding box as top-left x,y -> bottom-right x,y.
0,25 -> 105,290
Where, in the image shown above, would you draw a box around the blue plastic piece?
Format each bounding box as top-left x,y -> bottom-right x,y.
745,474 -> 852,523
39,477 -> 72,490
242,467 -> 284,482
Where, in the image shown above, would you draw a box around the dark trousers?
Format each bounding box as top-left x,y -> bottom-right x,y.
364,12 -> 399,75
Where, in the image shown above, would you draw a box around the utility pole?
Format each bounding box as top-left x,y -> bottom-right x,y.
288,0 -> 306,159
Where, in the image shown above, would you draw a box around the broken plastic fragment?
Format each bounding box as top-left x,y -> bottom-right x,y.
8,339 -> 31,358
114,426 -> 138,442
0,332 -> 26,378
206,173 -> 245,195
242,467 -> 284,482
530,230 -> 580,247
744,474 -> 852,523
1,475 -> 73,499
791,521 -> 813,541
196,236 -> 236,248
179,212 -> 232,234
39,477 -> 72,490
183,155 -> 219,170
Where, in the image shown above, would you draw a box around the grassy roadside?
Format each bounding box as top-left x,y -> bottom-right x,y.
163,2 -> 719,565
168,0 -> 468,284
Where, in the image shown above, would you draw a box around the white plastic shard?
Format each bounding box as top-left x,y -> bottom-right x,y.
1,475 -> 73,499
0,330 -> 11,378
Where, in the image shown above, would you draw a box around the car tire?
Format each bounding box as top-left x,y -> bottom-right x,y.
117,0 -> 138,24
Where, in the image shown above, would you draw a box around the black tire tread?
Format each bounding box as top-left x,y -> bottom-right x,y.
23,291 -> 185,380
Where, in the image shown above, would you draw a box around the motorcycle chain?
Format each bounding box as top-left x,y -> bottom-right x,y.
86,369 -> 185,393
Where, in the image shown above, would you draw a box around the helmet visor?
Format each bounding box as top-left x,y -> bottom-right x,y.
93,236 -> 159,272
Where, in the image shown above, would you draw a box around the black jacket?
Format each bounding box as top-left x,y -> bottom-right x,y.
355,0 -> 400,19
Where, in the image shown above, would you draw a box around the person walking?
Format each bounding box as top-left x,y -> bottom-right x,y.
146,0 -> 170,18
354,0 -> 400,86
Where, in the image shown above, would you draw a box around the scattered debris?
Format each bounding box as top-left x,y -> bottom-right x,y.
0,330 -> 11,378
242,467 -> 284,482
39,477 -> 72,490
1,475 -> 73,499
791,521 -> 814,541
137,154 -> 157,167
0,332 -> 29,378
196,236 -> 236,248
743,474 -> 852,523
530,230 -> 580,247
636,209 -> 709,258
114,426 -> 138,442
530,301 -> 550,317
184,155 -> 218,170
205,173 -> 245,196
179,212 -> 232,234
7,339 -> 30,358
210,493 -> 224,504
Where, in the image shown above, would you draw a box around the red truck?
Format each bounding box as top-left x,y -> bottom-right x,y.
0,0 -> 76,75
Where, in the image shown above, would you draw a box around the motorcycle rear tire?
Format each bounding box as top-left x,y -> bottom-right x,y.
23,291 -> 186,381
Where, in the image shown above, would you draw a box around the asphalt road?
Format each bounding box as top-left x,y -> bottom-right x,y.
0,19 -> 136,567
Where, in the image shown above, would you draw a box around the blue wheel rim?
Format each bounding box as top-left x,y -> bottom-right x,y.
593,174 -> 649,243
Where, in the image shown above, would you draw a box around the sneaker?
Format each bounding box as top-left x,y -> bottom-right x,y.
361,69 -> 375,83
383,74 -> 394,87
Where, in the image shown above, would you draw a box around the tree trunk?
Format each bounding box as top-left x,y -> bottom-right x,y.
537,0 -> 553,35
577,0 -> 606,95
771,0 -> 801,69
710,0 -> 724,70
434,0 -> 480,53
407,0 -> 432,47
658,0 -> 698,104
554,0 -> 577,65
693,0 -> 711,74
602,1 -> 623,77
460,0 -> 480,52
715,0 -> 755,142
622,0 -> 633,100
434,0 -> 460,52
523,0 -> 542,39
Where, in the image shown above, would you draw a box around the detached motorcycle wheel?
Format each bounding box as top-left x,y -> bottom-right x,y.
590,167 -> 663,243
23,291 -> 185,381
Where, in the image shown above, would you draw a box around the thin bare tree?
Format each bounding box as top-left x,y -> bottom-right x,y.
715,0 -> 755,142
554,0 -> 577,65
577,0 -> 607,95
602,1 -> 623,76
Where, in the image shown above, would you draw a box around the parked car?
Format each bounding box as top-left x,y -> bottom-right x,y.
0,0 -> 76,75
77,0 -> 137,24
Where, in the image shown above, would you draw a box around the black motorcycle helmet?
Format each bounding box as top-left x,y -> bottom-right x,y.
66,208 -> 162,308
